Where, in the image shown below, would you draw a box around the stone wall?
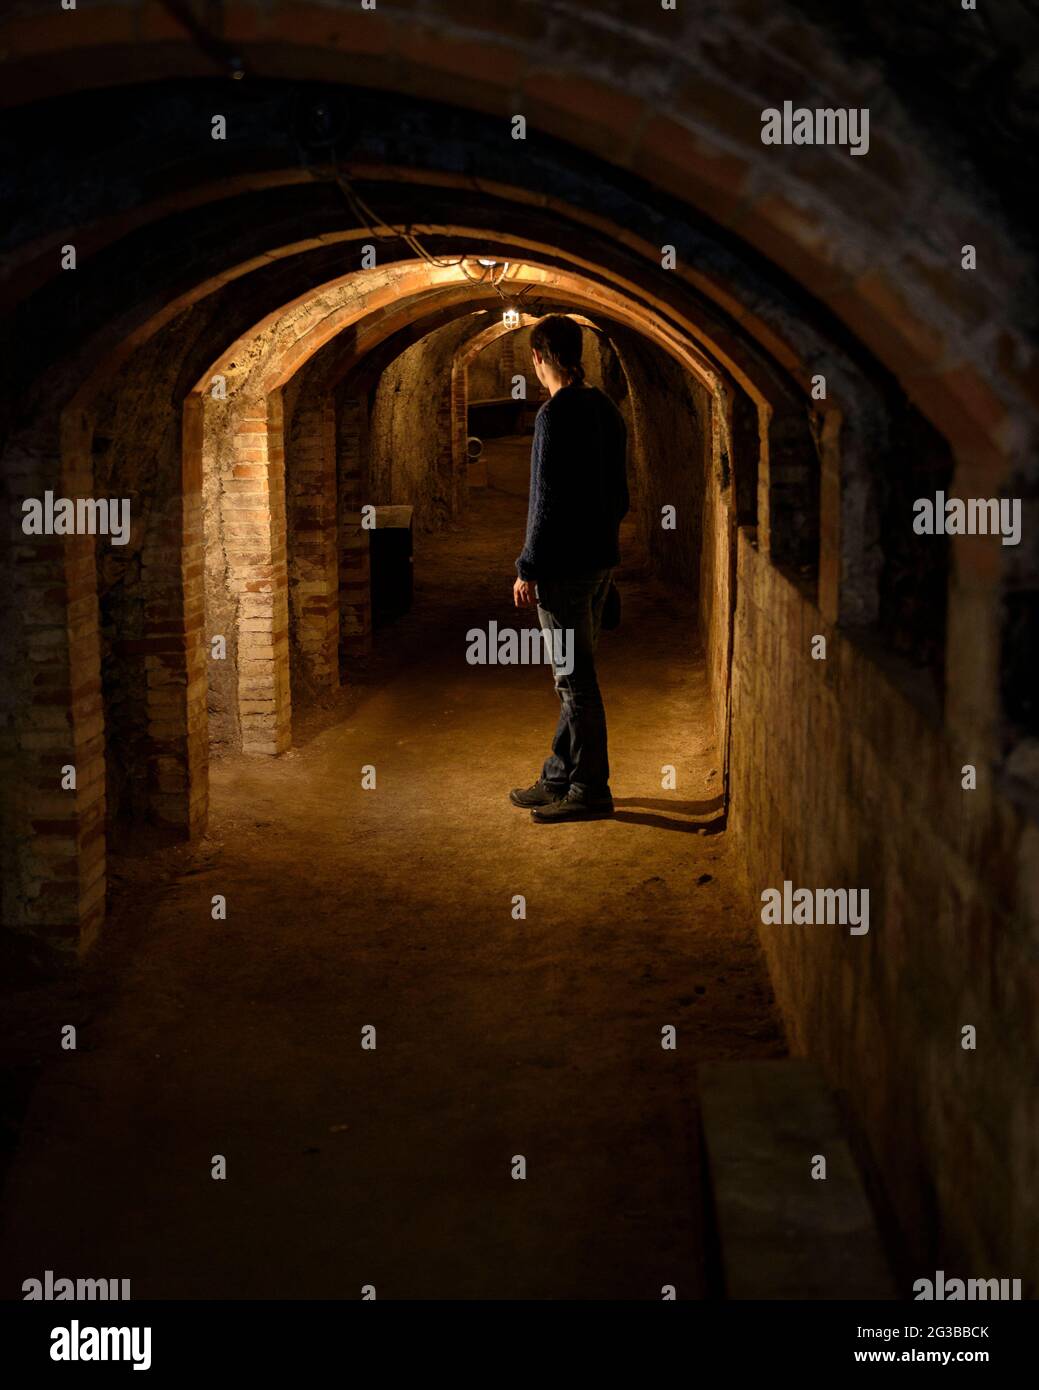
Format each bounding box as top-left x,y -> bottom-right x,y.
467,322 -> 610,404
727,529 -> 1039,1291
699,400 -> 733,754
618,330 -> 709,595
467,324 -> 533,402
369,318 -> 475,532
88,325 -> 208,839
286,392 -> 339,696
335,390 -> 373,665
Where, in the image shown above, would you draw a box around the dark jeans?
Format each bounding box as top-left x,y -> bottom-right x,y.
535,569 -> 613,799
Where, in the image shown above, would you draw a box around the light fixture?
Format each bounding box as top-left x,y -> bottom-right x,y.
502,306 -> 520,329
477,258 -> 497,267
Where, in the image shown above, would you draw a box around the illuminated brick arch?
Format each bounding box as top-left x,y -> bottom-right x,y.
2,16 -> 1031,957
0,191 -> 890,947
3,2 -> 1037,1301
3,2 -> 1032,465
181,256 -> 743,760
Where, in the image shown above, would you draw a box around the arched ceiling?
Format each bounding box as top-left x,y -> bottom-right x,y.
1,3 -> 1035,469
193,260 -> 727,404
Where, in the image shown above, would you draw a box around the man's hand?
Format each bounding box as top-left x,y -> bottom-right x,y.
513,577 -> 537,608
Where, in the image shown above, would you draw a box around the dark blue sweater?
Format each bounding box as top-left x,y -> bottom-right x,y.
515,384 -> 629,581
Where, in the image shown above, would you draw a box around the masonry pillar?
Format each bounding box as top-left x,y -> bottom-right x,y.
337,394 -> 372,663
944,451 -> 1008,759
761,405 -> 825,584
501,332 -> 516,392
223,392 -> 292,755
429,370 -> 461,522
817,409 -> 844,624
449,360 -> 469,512
755,402 -> 774,560
1,415 -> 106,951
288,395 -> 340,690
145,400 -> 208,833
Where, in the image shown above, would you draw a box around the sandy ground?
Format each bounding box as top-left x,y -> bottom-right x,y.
0,437 -> 785,1300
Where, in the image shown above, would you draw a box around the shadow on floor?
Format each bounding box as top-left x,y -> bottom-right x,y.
613,794 -> 726,834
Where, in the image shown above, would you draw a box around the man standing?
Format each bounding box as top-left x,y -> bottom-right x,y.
510,314 -> 629,823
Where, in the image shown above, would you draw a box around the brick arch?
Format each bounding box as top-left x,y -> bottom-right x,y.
282,295 -> 515,674
33,183 -> 867,474
449,310 -> 720,502
14,171 -> 870,472
30,173 -> 884,643
6,169 -> 873,435
185,254 -> 745,759
197,259 -> 737,404
21,194 -> 806,939
321,307 -> 553,665
276,295 -> 705,709
3,20 -> 1029,950
7,228 -> 822,948
0,189 -> 872,950
3,3 -> 1033,469
455,318 -> 533,372
5,5 -> 1038,1294
282,304 -> 523,685
16,164 -> 896,791
4,58 -> 1025,788
15,154 -> 893,697
451,317 -> 539,489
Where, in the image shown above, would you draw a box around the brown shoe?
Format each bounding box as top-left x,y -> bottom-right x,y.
509,778 -> 568,808
530,788 -> 614,822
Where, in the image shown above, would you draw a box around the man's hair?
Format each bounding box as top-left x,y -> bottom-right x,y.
530,314 -> 585,384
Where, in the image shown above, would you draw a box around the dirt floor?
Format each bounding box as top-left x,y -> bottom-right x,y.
0,437 -> 785,1300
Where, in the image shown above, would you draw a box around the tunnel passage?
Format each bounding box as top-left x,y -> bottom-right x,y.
1,0 -> 1038,1299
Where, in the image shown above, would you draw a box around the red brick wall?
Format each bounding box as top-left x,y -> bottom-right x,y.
728,530 -> 1038,1290
217,395 -> 292,757
287,396 -> 339,691
336,393 -> 373,663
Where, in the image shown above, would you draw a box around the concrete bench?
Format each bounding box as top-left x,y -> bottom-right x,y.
698,1059 -> 896,1299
